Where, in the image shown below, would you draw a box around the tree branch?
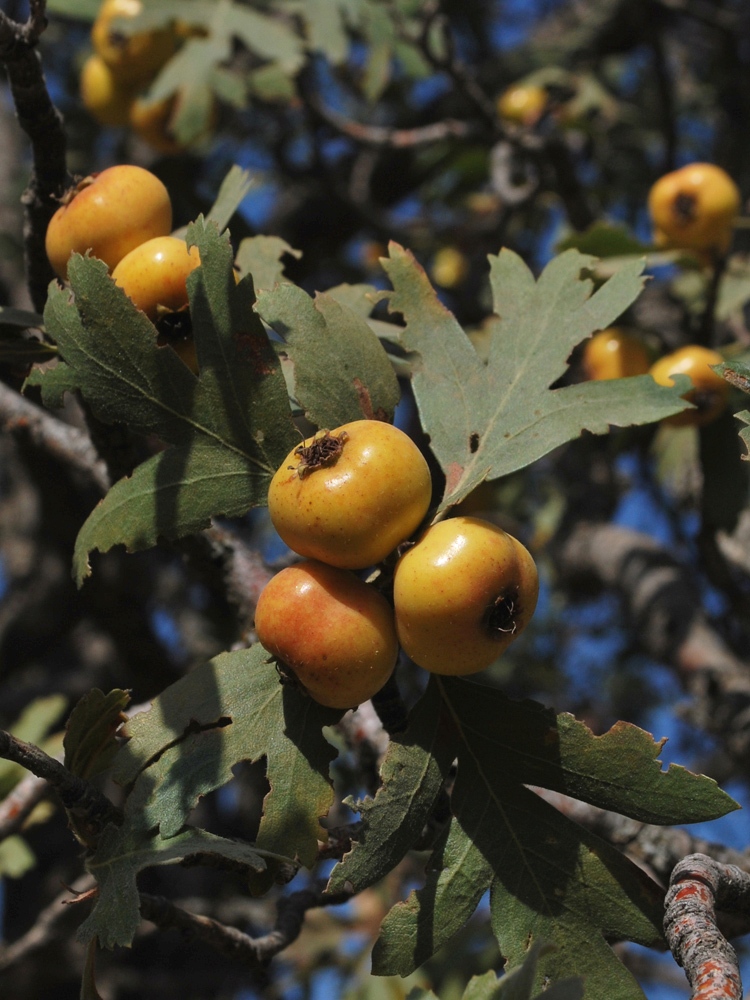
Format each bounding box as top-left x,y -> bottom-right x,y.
0,382 -> 110,493
0,772 -> 48,842
559,522 -> 750,765
0,729 -> 120,840
139,886 -> 352,968
0,0 -> 68,312
664,854 -> 750,999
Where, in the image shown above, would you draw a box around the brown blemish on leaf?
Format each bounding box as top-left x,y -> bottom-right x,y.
718,366 -> 750,394
233,330 -> 276,376
444,462 -> 465,496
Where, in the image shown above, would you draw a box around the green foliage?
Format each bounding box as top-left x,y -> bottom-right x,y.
64,688 -> 130,780
381,244 -> 690,510
330,678 -> 735,995
28,220 -> 298,585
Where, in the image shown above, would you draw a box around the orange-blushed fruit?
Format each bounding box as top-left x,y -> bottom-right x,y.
649,345 -> 729,427
268,420 -> 432,570
496,82 -> 547,126
111,235 -> 200,319
255,560 -> 399,709
393,516 -> 539,675
582,328 -> 651,381
45,165 -> 172,281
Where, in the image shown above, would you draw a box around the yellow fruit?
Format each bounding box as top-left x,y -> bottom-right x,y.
268,420 -> 432,570
112,236 -> 201,320
92,0 -> 176,85
582,329 -> 651,381
496,83 -> 547,126
79,53 -> 137,126
648,163 -> 740,255
255,560 -> 398,709
431,247 -> 469,289
45,165 -> 173,281
393,516 -> 539,675
649,345 -> 729,427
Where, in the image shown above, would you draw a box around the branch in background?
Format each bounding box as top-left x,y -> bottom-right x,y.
0,382 -> 110,494
559,522 -> 750,766
0,772 -> 49,843
0,874 -> 95,972
0,0 -> 68,312
664,854 -> 750,999
139,886 -> 352,968
306,95 -> 473,149
0,729 -> 120,840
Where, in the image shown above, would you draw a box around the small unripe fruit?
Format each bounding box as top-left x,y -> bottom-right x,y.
111,236 -> 201,320
255,560 -> 398,709
393,516 -> 539,675
496,83 -> 547,126
648,163 -> 740,255
45,165 -> 173,281
431,247 -> 469,289
268,420 -> 432,570
582,329 -> 651,381
79,54 -> 137,126
649,345 -> 729,427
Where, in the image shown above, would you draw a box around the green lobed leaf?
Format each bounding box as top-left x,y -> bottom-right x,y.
0,836 -> 36,879
0,695 -> 67,796
64,689 -> 130,781
439,678 -> 738,825
460,942 -> 583,1000
28,220 -> 297,582
328,680 -> 457,894
256,283 -> 400,427
556,221 -> 650,258
112,644 -> 341,867
77,825 -> 277,949
381,243 -> 691,509
227,3 -> 305,70
735,410 -> 750,460
716,358 -> 750,396
235,235 -> 301,290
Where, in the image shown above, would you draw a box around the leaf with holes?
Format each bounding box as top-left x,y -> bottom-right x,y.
112,644 -> 341,868
381,243 -> 691,509
27,219 -> 296,584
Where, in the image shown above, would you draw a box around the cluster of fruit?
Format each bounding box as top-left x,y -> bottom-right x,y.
80,0 -> 202,154
581,161 -> 740,427
255,420 -> 539,709
45,164 -> 201,371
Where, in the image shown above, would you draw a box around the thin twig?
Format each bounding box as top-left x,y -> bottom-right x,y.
307,95 -> 474,149
139,886 -> 352,968
0,772 -> 49,842
0,729 -> 120,837
0,382 -> 111,493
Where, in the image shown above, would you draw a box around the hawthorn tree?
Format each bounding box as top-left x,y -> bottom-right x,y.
0,1 -> 750,999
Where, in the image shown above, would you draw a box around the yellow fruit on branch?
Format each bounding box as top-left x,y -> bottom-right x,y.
45,165 -> 173,281
268,420 -> 432,570
649,345 -> 729,427
79,53 -> 137,127
254,560 -> 399,709
111,235 -> 201,320
583,328 -> 651,381
648,163 -> 740,255
92,0 -> 177,85
393,516 -> 539,676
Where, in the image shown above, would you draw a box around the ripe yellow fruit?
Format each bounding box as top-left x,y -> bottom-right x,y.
255,560 -> 398,709
648,163 -> 740,255
496,83 -> 547,126
92,0 -> 177,85
431,247 -> 469,289
582,329 -> 651,381
79,53 -> 137,126
111,236 -> 201,320
129,95 -> 183,155
45,165 -> 173,281
649,345 -> 729,427
393,516 -> 539,676
268,420 -> 432,570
